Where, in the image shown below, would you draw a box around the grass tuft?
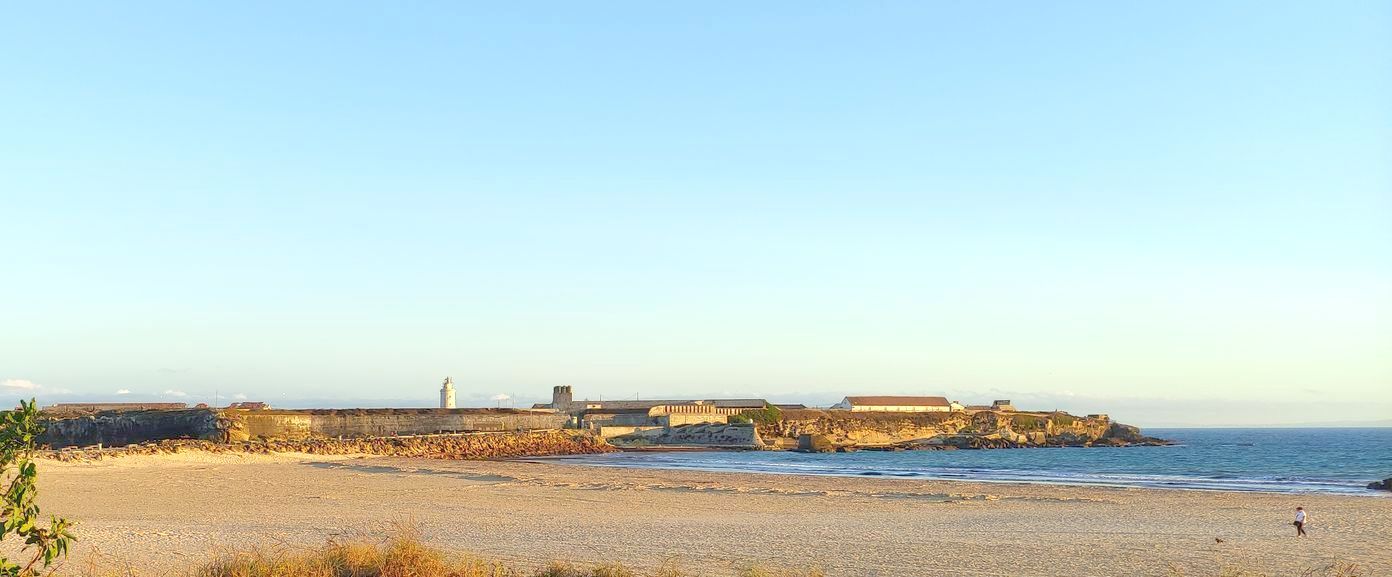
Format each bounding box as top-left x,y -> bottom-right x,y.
178,532 -> 719,577
734,566 -> 825,577
1167,560 -> 1364,577
190,530 -> 513,577
76,530 -> 1361,577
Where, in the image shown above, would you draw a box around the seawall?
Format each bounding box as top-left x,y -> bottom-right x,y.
227,408 -> 569,441
40,408 -> 569,448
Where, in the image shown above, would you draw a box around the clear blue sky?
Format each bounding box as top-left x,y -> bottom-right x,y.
2,2 -> 1388,426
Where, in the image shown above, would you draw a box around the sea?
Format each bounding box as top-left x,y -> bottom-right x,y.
544,428 -> 1392,495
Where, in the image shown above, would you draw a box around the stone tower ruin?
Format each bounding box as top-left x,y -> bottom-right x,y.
551,385 -> 573,412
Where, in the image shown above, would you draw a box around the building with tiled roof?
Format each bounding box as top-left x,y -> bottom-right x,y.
831,395 -> 952,413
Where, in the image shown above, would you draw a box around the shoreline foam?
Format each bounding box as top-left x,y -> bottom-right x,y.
538,452 -> 1389,496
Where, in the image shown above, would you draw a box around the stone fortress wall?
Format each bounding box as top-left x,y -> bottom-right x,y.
40,407 -> 568,448
230,409 -> 567,441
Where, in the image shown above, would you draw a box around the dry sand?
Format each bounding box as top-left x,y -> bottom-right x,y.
33,452 -> 1392,577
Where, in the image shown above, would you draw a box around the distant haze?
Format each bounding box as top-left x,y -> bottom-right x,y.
2,2 -> 1388,428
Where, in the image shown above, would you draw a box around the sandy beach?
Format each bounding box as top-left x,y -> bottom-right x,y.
34,452 -> 1392,577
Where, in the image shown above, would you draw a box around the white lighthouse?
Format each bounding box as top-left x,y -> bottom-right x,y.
440,376 -> 456,409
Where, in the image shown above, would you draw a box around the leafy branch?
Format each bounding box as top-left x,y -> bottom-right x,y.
0,400 -> 73,577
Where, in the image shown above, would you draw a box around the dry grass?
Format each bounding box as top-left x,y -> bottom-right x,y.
1165,560 -> 1364,577
190,527 -> 512,577
67,529 -> 824,577
732,567 -> 825,577
70,529 -> 1351,577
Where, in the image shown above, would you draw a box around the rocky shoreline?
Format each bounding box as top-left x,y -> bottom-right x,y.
792,434 -> 1171,452
759,409 -> 1169,453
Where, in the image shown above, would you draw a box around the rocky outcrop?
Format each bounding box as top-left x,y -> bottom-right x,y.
1093,422 -> 1167,446
607,423 -> 764,449
42,430 -> 615,462
40,409 -> 227,448
763,409 -> 1165,452
1368,478 -> 1391,491
765,410 -> 964,448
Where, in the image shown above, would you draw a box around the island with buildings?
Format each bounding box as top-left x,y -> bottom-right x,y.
28,383 -> 1384,577
36,380 -> 1164,456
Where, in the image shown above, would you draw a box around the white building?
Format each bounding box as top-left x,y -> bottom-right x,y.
440,377 -> 456,409
831,395 -> 952,412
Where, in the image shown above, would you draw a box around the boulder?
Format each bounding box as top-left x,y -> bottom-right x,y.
1368,478 -> 1391,491
797,434 -> 837,453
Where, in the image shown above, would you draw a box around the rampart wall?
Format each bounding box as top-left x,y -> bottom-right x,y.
40,408 -> 567,448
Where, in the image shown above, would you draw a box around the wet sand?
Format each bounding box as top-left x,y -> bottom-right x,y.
34,452 -> 1392,577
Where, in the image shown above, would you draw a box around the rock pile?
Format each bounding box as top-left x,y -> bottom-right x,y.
42,430 -> 616,462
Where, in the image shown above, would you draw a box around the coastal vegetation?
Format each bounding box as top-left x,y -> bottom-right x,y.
0,400 -> 73,576
727,404 -> 782,426
1010,411 -> 1077,431
74,529 -> 827,577
1165,560 -> 1364,577
67,529 -> 1365,577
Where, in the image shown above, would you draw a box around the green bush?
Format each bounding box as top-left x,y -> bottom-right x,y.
736,404 -> 782,426
1049,412 -> 1077,427
1,399 -> 74,577
1010,414 -> 1046,431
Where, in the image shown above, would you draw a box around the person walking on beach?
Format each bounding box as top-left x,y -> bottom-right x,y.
1294,506 -> 1308,536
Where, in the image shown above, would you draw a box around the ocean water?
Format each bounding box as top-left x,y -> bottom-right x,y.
544,428 -> 1392,495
